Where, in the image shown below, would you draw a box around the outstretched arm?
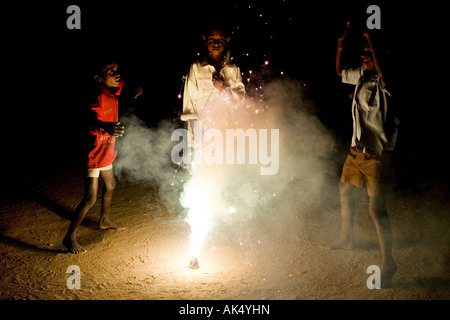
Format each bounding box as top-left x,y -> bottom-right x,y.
336,33 -> 347,77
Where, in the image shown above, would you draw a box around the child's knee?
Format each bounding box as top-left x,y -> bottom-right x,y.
100,171 -> 116,191
84,194 -> 97,208
103,180 -> 116,193
368,197 -> 387,218
107,180 -> 116,191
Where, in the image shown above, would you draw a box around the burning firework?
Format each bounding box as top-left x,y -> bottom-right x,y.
179,166 -> 225,268
189,256 -> 199,269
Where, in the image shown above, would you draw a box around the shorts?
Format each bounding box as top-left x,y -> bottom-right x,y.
86,164 -> 113,178
340,147 -> 392,197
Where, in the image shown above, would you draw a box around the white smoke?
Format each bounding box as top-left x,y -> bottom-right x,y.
114,76 -> 337,257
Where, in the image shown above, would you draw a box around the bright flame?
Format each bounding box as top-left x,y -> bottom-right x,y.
180,175 -> 214,258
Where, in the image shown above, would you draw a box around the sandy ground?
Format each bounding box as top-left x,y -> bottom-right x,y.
0,160 -> 449,302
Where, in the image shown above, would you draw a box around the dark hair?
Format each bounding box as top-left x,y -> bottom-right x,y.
90,54 -> 120,77
202,21 -> 231,39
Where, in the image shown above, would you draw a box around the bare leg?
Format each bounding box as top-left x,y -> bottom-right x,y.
98,169 -> 125,230
63,177 -> 98,253
368,195 -> 397,287
326,181 -> 356,250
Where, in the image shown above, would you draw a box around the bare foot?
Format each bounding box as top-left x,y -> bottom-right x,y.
98,219 -> 126,230
322,239 -> 355,250
381,261 -> 397,288
63,236 -> 86,254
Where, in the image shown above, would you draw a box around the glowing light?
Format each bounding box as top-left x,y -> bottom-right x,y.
180,176 -> 214,258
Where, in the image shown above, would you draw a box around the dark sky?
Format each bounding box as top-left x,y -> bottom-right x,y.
4,0 -> 448,186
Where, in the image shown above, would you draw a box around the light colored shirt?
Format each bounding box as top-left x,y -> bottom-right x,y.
182,59 -> 245,144
342,66 -> 399,155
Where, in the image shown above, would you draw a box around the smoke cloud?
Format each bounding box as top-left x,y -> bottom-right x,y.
114,76 -> 337,251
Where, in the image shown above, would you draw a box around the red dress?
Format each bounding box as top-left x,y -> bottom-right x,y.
86,82 -> 123,169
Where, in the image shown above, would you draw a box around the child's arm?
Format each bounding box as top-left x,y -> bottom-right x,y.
90,118 -> 124,137
218,66 -> 245,102
336,33 -> 346,77
120,84 -> 143,100
230,66 -> 246,100
181,65 -> 199,121
100,121 -> 124,137
363,29 -> 386,83
212,73 -> 226,91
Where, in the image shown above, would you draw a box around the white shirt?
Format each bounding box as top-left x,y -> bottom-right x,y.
182,59 -> 245,144
342,66 -> 399,155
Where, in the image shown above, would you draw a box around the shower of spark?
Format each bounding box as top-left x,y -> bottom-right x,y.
181,174 -> 214,258
173,55 -> 287,268
179,164 -> 230,268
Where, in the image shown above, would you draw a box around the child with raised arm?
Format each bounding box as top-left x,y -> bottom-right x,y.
331,27 -> 399,287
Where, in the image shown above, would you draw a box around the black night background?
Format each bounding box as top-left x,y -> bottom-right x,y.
1,0 -> 448,311
5,1 -> 448,186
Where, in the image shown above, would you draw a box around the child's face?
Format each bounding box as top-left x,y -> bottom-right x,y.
99,62 -> 121,87
205,30 -> 228,60
361,45 -> 375,71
